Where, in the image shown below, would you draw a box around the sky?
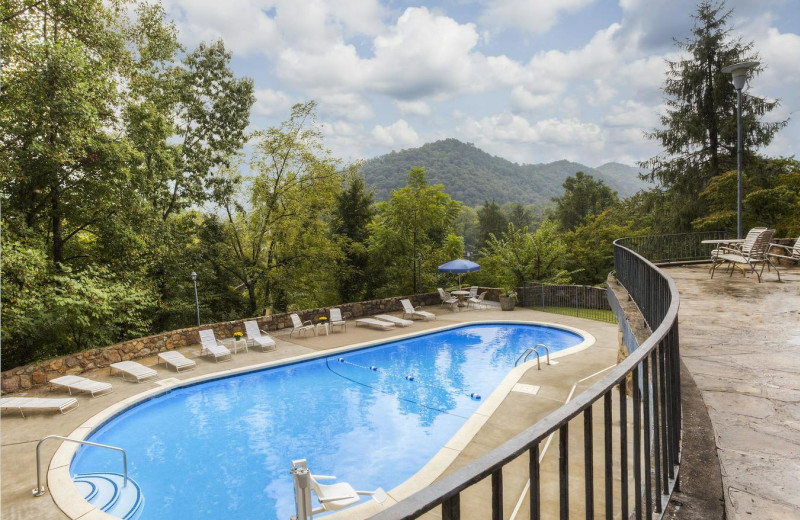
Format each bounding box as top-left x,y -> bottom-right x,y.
160,0 -> 800,167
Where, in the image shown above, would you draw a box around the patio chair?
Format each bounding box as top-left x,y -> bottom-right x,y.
437,288 -> 458,310
710,227 -> 766,275
110,361 -> 159,382
768,234 -> 800,263
1,397 -> 78,417
244,320 -> 277,351
49,375 -> 113,398
355,318 -> 395,330
468,286 -> 479,298
713,228 -> 778,282
329,308 -> 347,332
289,314 -> 314,337
292,459 -> 386,514
374,314 -> 414,327
467,291 -> 487,309
198,330 -> 233,362
157,351 -> 197,372
400,299 -> 436,321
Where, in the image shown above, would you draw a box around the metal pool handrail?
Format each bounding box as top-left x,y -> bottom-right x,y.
369,236 -> 682,520
33,435 -> 127,497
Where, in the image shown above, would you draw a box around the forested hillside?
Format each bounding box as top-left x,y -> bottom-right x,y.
359,139 -> 651,205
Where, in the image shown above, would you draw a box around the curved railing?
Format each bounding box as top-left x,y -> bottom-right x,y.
369,237 -> 682,520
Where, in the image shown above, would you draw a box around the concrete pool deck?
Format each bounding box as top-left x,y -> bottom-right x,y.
1,304 -> 620,520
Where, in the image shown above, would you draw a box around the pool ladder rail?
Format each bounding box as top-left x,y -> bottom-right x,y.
514,344 -> 551,369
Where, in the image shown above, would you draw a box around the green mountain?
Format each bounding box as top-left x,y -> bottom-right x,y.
359,139 -> 651,206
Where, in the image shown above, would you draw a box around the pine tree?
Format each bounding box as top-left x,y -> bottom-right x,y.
640,0 -> 787,231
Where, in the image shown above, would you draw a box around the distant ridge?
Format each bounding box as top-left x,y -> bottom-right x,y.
359,139 -> 651,206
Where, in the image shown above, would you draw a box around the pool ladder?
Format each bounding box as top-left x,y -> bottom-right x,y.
33,435 -> 127,497
515,344 -> 551,370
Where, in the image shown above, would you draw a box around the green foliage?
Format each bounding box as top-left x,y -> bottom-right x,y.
478,221 -> 571,288
367,167 -> 461,297
640,0 -> 787,231
454,206 -> 480,258
552,171 -> 618,231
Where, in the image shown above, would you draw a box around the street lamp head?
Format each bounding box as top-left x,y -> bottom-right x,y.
722,61 -> 759,90
191,271 -> 197,281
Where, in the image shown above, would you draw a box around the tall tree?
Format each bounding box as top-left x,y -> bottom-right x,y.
333,169 -> 375,302
477,200 -> 507,249
640,0 -> 787,231
552,171 -> 618,231
367,168 -> 461,297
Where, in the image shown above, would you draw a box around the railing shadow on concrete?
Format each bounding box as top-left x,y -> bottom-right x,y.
367,236 -> 682,520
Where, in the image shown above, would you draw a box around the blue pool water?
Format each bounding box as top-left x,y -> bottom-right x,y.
71,323 -> 584,520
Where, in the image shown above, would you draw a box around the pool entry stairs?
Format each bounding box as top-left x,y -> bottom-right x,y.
73,472 -> 144,520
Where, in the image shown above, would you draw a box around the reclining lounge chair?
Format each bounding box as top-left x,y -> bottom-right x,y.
1,397 -> 79,417
110,361 -> 159,382
400,299 -> 436,321
245,320 -> 277,351
157,351 -> 197,372
198,330 -> 233,362
49,375 -> 113,398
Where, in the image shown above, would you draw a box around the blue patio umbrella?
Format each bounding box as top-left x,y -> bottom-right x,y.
437,258 -> 481,288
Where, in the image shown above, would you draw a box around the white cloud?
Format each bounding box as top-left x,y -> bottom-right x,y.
315,92 -> 375,121
603,101 -> 662,128
253,89 -> 292,116
371,119 -> 420,147
396,100 -> 432,116
480,0 -> 597,35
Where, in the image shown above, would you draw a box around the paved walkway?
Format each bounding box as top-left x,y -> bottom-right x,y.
666,264 -> 800,520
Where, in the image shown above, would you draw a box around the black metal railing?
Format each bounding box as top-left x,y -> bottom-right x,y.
520,283 -> 617,323
621,231 -> 725,265
368,236 -> 682,520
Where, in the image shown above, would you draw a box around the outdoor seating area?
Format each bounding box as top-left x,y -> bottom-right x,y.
49,375 -> 113,398
198,330 -> 234,362
709,228 -> 780,282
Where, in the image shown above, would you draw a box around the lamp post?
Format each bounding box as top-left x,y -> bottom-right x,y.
722,61 -> 759,239
191,271 -> 200,327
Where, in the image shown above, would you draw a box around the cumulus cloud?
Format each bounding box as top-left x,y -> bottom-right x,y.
253,89 -> 292,116
396,100 -> 432,116
371,119 -> 420,147
480,0 -> 597,35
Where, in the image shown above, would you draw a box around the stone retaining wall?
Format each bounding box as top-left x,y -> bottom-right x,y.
2,289 -> 497,394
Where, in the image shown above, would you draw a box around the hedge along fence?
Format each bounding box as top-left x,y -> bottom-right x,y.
1,289 -> 500,394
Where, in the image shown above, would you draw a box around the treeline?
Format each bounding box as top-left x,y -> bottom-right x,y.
2,0 -> 798,370
359,138 -> 650,206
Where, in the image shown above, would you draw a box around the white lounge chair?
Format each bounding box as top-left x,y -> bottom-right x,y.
244,320 -> 277,351
355,318 -> 395,330
1,397 -> 79,417
49,375 -> 113,398
110,361 -> 159,382
768,234 -> 800,264
292,459 -> 386,514
290,314 -> 314,338
198,330 -> 233,362
374,314 -> 413,327
468,286 -> 479,298
329,308 -> 347,332
467,291 -> 487,309
437,288 -> 458,310
157,351 -> 197,372
400,299 -> 436,321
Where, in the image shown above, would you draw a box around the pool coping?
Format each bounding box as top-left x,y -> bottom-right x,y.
48,320 -> 595,520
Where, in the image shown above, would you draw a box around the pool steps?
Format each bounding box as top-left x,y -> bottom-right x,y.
72,472 -> 144,520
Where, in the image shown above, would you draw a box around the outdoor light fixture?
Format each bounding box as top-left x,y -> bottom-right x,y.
722,61 -> 759,239
191,271 -> 200,327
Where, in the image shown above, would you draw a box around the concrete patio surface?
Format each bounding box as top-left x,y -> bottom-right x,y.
1,303 -> 620,520
664,263 -> 800,520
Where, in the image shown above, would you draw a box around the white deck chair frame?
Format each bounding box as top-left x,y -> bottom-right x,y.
329,308 -> 347,332
290,314 -> 315,337
374,314 -> 413,327
1,397 -> 79,417
157,351 -> 197,372
355,318 -> 395,330
244,320 -> 277,351
49,375 -> 113,398
198,330 -> 233,362
110,361 -> 159,382
400,299 -> 436,321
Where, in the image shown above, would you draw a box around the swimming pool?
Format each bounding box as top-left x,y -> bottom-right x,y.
69,322 -> 588,520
